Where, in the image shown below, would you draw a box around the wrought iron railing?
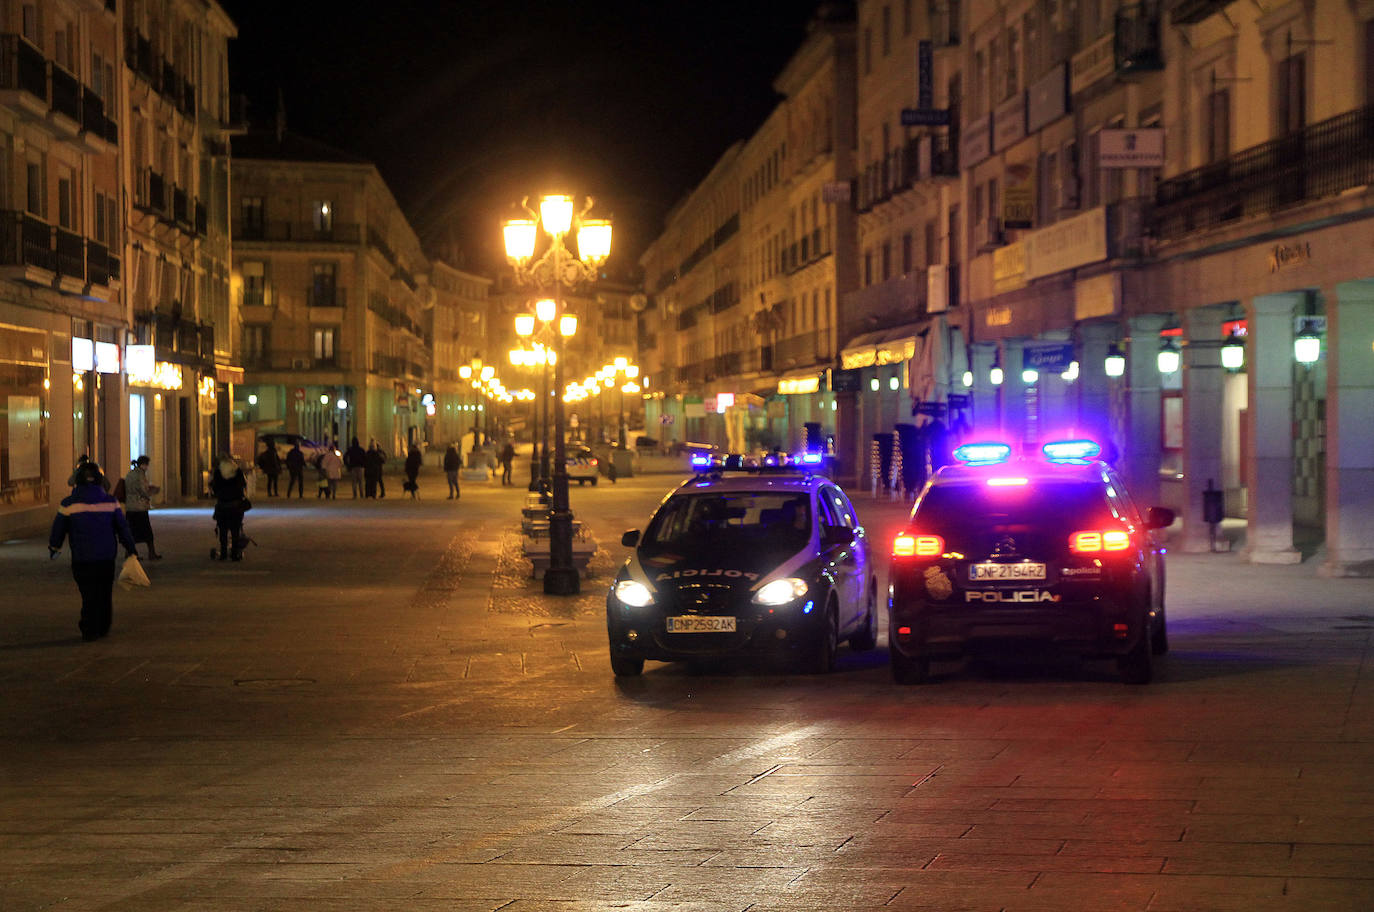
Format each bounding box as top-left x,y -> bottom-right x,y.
232,220 -> 361,243
0,35 -> 47,100
1152,104 -> 1374,241
48,62 -> 80,122
55,227 -> 84,279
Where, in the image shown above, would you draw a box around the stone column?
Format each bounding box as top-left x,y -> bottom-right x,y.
1244,293 -> 1301,563
1179,305 -> 1228,552
1001,337 -> 1027,445
1125,314 -> 1166,509
969,342 -> 998,436
1320,281 -> 1374,576
1077,322 -> 1117,447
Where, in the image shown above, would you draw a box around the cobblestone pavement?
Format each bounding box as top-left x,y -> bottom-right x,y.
1,465 -> 1371,911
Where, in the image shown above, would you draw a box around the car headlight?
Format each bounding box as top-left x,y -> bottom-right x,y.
752,578 -> 809,606
614,579 -> 655,608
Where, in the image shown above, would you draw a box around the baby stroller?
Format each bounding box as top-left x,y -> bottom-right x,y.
402,478 -> 420,499
209,500 -> 256,561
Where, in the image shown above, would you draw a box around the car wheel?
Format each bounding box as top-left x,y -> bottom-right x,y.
801,605 -> 838,674
848,582 -> 878,652
1151,606 -> 1169,655
1118,618 -> 1154,685
890,646 -> 930,684
610,654 -> 644,677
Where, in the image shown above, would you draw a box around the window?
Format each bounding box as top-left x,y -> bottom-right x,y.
924,222 -> 937,267
311,263 -> 336,307
241,196 -> 264,236
242,261 -> 266,307
25,159 -> 43,217
57,168 -> 75,229
881,241 -> 892,281
311,199 -> 334,235
242,325 -> 268,363
901,232 -> 913,273
864,250 -> 873,286
22,4 -> 38,44
1203,88 -> 1230,163
105,197 -> 117,246
1277,52 -> 1306,134
312,327 -> 336,364
95,191 -> 106,242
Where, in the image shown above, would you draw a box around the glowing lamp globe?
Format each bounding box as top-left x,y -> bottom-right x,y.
503,219 -> 537,261
539,195 -> 574,236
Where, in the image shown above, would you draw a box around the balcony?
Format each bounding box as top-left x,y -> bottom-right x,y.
135,310 -> 217,365
86,240 -> 110,286
308,284 -> 341,309
130,34 -> 155,85
773,330 -> 832,371
144,170 -> 167,217
0,35 -> 48,117
1107,197 -> 1151,259
194,200 -> 207,236
78,87 -> 113,151
161,60 -> 177,98
47,62 -> 81,133
1152,104 -> 1374,242
1115,3 -> 1163,75
55,226 -> 84,281
233,220 -> 361,244
842,270 -> 928,334
922,133 -> 959,179
372,353 -> 405,377
179,78 -> 195,118
712,351 -> 742,377
0,210 -> 56,276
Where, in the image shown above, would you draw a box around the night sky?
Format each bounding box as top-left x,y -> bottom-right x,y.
220,0 -> 820,275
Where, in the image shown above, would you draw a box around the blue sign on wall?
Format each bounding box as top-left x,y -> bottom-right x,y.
1023,342 -> 1075,372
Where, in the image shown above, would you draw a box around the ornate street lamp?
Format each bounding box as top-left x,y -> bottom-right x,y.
504,194 -> 611,595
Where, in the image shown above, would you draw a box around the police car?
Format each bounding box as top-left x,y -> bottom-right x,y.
566,444 -> 600,485
606,453 -> 878,676
887,439 -> 1174,685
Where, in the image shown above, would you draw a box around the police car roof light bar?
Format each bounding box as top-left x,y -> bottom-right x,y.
953,442 -> 1013,465
1041,439 -> 1102,462
798,452 -> 823,465
690,454 -> 713,470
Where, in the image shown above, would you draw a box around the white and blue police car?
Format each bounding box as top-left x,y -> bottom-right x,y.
607,453 -> 877,676
888,439 -> 1174,685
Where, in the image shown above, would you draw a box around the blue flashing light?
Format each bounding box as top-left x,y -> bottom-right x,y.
802,600 -> 815,615
953,442 -> 1013,465
799,452 -> 823,465
1042,439 -> 1102,462
690,454 -> 712,470
763,454 -> 779,466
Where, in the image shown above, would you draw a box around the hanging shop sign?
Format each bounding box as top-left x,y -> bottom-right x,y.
94,341 -> 120,374
1025,206 -> 1107,280
197,375 -> 218,415
1098,128 -> 1165,168
1268,240 -> 1312,272
830,368 -> 863,393
1023,342 -> 1075,373
715,392 -> 735,413
1002,163 -> 1036,230
126,345 -> 184,390
961,114 -> 992,168
1027,63 -> 1069,133
992,242 -> 1027,294
777,375 -> 820,396
993,92 -> 1027,153
71,337 -> 95,372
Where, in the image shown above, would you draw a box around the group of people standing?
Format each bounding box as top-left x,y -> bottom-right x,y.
254,438 -> 390,499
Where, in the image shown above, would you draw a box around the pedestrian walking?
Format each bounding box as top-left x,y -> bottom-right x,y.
364,439 -> 386,498
344,437 -> 367,498
403,444 -> 422,499
67,454 -> 111,492
256,443 -> 281,497
499,441 -> 516,486
49,461 -> 138,641
443,444 -> 462,499
210,456 -> 249,561
121,455 -> 163,560
320,446 -> 343,499
285,443 -> 306,498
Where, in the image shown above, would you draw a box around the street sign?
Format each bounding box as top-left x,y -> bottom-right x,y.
901,108 -> 950,127
293,387 -> 305,401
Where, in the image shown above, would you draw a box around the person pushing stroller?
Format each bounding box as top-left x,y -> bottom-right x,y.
210,456 -> 251,561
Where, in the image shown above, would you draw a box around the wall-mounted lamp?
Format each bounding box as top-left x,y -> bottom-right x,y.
1157,337 -> 1181,374
1220,332 -> 1245,371
1022,368 -> 1039,385
961,370 -> 973,388
1105,343 -> 1126,378
1061,360 -> 1079,382
1294,320 -> 1322,365
869,377 -> 880,392
888,376 -> 900,391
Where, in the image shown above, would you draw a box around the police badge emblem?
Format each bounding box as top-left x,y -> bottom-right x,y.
924,565 -> 953,600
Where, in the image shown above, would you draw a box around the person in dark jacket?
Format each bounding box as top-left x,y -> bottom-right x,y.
67,453 -> 111,492
442,444 -> 462,499
403,444 -> 422,499
344,437 -> 367,498
49,461 -> 137,641
210,456 -> 249,560
499,441 -> 516,486
285,443 -> 306,498
256,443 -> 281,496
364,439 -> 386,498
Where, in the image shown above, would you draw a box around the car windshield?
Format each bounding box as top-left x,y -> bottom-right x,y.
914,481 -> 1113,538
642,491 -> 812,558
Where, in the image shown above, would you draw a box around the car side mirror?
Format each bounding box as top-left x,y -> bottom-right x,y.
621,529 -> 641,547
821,525 -> 854,547
1145,507 -> 1175,530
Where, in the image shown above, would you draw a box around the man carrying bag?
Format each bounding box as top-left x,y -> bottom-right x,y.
49,461 -> 139,641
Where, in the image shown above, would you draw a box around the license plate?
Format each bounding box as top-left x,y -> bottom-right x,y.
969,562 -> 1047,581
666,616 -> 738,633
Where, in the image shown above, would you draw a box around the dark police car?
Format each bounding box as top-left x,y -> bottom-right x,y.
607,454 -> 877,676
887,439 -> 1174,685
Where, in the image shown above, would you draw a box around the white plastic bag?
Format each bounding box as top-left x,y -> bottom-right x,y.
118,554 -> 151,589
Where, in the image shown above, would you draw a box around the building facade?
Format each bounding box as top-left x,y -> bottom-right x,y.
231,131 -> 435,458
0,0 -> 232,538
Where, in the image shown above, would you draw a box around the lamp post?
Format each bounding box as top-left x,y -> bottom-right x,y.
504,194 -> 611,595
510,337 -> 554,493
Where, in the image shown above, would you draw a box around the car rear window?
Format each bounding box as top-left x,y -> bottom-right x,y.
913,481 -> 1112,537
643,492 -> 811,554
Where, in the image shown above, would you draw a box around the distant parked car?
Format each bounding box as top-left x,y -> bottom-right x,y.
258,433 -> 331,464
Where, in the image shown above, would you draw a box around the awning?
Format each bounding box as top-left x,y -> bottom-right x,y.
215,364 -> 245,384
839,321 -> 923,370
776,368 -> 823,395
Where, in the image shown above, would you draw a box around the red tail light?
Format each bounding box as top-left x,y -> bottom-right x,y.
1069,528 -> 1132,553
894,533 -> 944,557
